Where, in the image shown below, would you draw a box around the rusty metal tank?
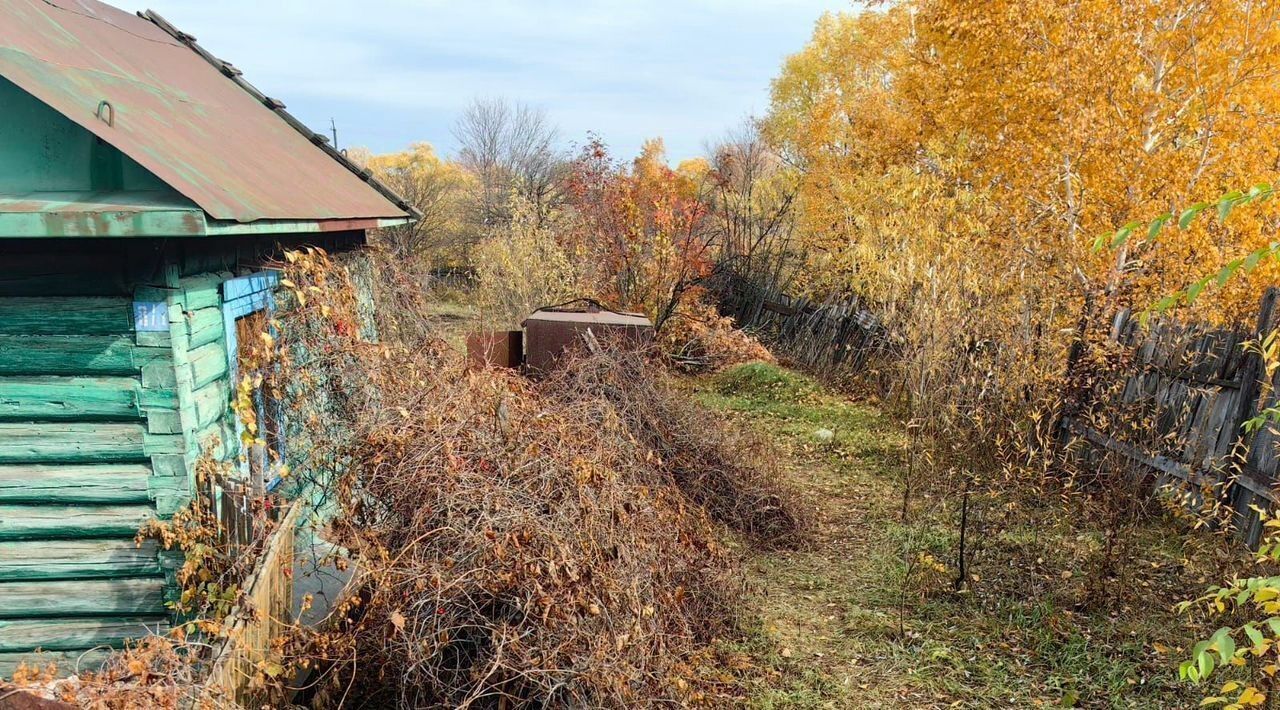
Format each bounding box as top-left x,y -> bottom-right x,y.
521,300 -> 653,375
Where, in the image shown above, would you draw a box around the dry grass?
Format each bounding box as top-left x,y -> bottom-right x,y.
543,346 -> 811,550
697,361 -> 1238,709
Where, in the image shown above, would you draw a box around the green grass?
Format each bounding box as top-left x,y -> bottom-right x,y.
697,362 -> 1222,709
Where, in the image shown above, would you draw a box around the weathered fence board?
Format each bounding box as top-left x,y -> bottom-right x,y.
203,501 -> 300,706
718,274 -> 892,375
1063,288 -> 1280,545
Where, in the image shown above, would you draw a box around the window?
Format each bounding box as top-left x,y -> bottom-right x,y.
222,271 -> 285,492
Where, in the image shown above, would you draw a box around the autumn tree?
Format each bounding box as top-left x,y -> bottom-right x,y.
563,137 -> 716,330
348,143 -> 472,265
697,120 -> 799,293
769,1 -> 1280,322
759,0 -> 1280,602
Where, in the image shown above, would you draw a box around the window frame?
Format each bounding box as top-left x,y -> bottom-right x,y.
221,270 -> 286,491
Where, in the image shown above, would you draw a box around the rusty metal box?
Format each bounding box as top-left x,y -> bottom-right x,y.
521,304 -> 653,375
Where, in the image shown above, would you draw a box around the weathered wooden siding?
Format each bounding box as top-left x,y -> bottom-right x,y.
1062,289 -> 1280,545
0,236 -> 367,679
203,502 -> 299,706
0,250 -> 179,679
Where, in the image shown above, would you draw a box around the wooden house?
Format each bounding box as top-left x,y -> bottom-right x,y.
0,0 -> 413,675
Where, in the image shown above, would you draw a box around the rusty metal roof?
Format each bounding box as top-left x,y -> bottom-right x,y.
523,310 -> 653,328
0,0 -> 413,224
522,299 -> 654,328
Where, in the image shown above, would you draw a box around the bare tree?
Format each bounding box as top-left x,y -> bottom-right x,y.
453,98 -> 564,229
702,119 -> 799,292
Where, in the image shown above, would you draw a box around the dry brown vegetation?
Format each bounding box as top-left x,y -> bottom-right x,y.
226,252 -> 806,707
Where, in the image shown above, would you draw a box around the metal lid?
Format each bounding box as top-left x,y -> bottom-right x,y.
522,298 -> 652,328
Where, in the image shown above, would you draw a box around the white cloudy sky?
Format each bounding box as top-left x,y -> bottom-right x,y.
129,0 -> 855,162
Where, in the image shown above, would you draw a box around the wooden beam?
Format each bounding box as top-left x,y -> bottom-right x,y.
0,578 -> 166,618
0,423 -> 147,463
0,539 -> 161,580
0,505 -> 153,540
0,377 -> 140,421
0,335 -> 136,376
0,464 -> 151,504
0,617 -> 168,653
0,648 -> 113,680
0,298 -> 132,335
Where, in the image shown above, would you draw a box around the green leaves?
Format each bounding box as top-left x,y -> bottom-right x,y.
1137,242 -> 1280,323
1093,181 -> 1276,254
1180,202 -> 1211,230
1182,628 -> 1234,683
1147,212 -> 1173,244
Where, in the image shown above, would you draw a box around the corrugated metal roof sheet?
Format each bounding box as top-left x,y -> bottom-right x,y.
0,0 -> 412,224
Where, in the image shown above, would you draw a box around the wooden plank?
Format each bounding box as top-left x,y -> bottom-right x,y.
0,464 -> 151,504
0,377 -> 140,421
0,617 -> 168,653
0,298 -> 132,335
187,341 -> 229,391
138,388 -> 179,409
205,502 -> 299,704
0,335 -> 136,376
0,539 -> 161,580
187,307 -> 225,349
0,648 -> 113,680
0,254 -> 128,297
0,505 -> 154,541
0,578 -> 166,618
0,423 -> 147,464
182,274 -> 228,311
192,380 -> 229,430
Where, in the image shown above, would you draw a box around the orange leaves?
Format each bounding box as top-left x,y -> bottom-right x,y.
563,137 -> 715,324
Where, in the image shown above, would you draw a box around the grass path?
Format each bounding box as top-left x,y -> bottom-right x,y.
696,363 -> 1216,709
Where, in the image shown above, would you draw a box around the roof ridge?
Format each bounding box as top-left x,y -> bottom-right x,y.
138,9 -> 421,222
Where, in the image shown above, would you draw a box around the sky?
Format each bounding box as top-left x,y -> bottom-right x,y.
132,0 -> 855,163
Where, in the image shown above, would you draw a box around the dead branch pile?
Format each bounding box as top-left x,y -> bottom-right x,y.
541,346 -> 811,550
309,356 -> 743,708
249,252 -> 796,707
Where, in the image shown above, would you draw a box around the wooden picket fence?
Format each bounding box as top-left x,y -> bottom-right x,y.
1063,288 -> 1280,544
202,500 -> 300,706
717,273 -> 894,376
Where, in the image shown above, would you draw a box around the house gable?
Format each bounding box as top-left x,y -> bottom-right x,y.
0,76 -> 172,195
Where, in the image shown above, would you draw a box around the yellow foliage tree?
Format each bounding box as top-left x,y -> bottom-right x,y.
349,143 -> 474,265
768,0 -> 1280,322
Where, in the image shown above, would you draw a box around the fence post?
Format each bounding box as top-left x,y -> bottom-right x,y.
1053,291 -> 1097,451
1223,287 -> 1279,545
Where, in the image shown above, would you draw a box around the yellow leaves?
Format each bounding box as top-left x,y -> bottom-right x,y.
1239,687 -> 1266,706
768,0 -> 1280,321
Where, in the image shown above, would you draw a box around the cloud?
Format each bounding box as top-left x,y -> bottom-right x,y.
132,0 -> 855,161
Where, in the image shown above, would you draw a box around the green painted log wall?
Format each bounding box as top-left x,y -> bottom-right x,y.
0,235 -> 367,679
0,251 -> 181,676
